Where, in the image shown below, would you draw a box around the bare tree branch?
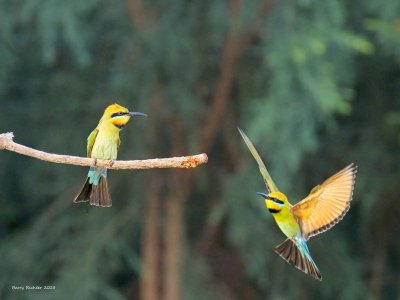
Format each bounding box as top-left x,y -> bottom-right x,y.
127,0 -> 155,29
0,132 -> 208,169
140,175 -> 161,300
200,0 -> 271,152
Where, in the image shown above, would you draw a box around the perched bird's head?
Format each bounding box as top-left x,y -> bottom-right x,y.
257,191 -> 287,213
100,103 -> 147,129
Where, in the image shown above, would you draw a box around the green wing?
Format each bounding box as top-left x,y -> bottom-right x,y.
87,128 -> 99,158
238,128 -> 279,193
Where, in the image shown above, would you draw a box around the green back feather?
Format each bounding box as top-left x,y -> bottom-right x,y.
87,128 -> 99,158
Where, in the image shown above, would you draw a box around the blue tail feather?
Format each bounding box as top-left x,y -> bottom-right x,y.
88,167 -> 107,185
74,167 -> 112,207
296,235 -> 314,261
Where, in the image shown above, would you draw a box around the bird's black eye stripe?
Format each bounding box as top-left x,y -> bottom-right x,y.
111,112 -> 126,118
268,197 -> 284,205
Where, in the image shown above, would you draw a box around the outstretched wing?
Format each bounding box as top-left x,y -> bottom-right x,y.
238,128 -> 279,193
87,129 -> 99,158
291,164 -> 357,239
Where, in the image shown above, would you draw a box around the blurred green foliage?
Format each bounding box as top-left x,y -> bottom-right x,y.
0,0 -> 399,299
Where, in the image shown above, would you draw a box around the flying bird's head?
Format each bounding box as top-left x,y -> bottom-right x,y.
100,103 -> 147,129
257,191 -> 287,213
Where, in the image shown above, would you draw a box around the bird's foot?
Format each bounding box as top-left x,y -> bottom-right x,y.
108,159 -> 115,168
92,158 -> 97,167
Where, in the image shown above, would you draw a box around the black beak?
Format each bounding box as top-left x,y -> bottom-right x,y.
256,192 -> 268,199
129,112 -> 147,117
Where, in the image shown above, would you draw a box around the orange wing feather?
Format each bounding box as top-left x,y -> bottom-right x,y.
291,164 -> 357,239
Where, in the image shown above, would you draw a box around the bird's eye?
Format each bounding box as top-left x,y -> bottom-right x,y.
111,112 -> 124,118
273,198 -> 284,205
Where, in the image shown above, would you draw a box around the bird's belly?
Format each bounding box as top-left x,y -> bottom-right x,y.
274,214 -> 300,238
91,135 -> 118,160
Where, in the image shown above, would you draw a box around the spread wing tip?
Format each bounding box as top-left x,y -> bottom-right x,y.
346,163 -> 357,201
294,163 -> 358,239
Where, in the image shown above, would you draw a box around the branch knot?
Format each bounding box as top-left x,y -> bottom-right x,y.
0,132 -> 14,150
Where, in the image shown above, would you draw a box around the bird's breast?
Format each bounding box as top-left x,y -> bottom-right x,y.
91,131 -> 119,160
272,209 -> 301,239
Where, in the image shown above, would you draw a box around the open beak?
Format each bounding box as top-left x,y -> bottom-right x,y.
129,112 -> 147,117
256,192 -> 268,199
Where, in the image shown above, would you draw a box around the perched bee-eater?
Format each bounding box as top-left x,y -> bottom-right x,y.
74,103 -> 147,207
238,128 -> 357,281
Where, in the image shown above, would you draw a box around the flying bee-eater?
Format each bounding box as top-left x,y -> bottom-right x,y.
74,103 -> 147,207
238,128 -> 357,281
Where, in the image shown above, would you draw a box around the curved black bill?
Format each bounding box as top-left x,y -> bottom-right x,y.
256,192 -> 268,199
129,112 -> 147,117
